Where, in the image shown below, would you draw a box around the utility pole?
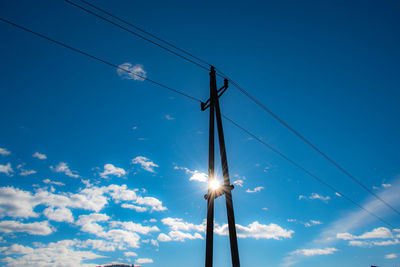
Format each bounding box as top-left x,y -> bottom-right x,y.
201,66 -> 240,267
204,65 -> 216,267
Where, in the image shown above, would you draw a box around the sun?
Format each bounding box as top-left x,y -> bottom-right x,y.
209,179 -> 221,190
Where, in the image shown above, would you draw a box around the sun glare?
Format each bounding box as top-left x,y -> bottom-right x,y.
209,179 -> 221,190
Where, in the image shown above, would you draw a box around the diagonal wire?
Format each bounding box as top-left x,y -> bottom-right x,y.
68,0 -> 398,218
223,76 -> 400,217
52,0 -> 400,217
64,0 -> 210,72
78,0 -> 213,68
222,114 -> 396,229
2,8 -> 398,226
0,17 -> 202,103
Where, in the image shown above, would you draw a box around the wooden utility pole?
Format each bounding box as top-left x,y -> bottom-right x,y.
204,65 -> 216,267
202,66 -> 240,267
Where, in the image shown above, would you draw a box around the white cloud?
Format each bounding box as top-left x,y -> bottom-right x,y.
99,229 -> 141,249
386,253 -> 397,259
372,239 -> 399,246
0,148 -> 11,156
337,227 -> 393,240
161,217 -> 205,232
291,247 -> 337,256
157,233 -> 171,242
0,186 -> 38,218
150,239 -> 159,247
75,215 -> 149,249
286,219 -> 322,227
348,239 -> 399,247
36,187 -> 108,213
164,114 -> 175,120
233,179 -> 244,187
160,218 -> 293,242
382,183 -> 392,188
43,207 -> 74,223
246,186 -> 264,193
189,171 -> 207,182
110,221 -> 160,235
76,213 -> 110,234
157,218 -> 205,242
309,193 -> 330,201
0,220 -> 53,235
0,163 -> 13,176
304,220 -> 322,227
117,62 -> 147,81
32,152 -> 47,160
174,166 -> 207,183
135,196 -> 167,211
135,258 -> 153,264
0,184 -> 141,221
283,177 -> 400,267
50,162 -> 79,178
121,204 -> 147,212
0,240 -> 105,266
104,184 -> 137,202
16,164 -> 36,176
215,221 -> 294,240
77,239 -> 116,252
99,164 -> 126,178
336,232 -> 355,240
0,185 -> 109,219
124,251 -> 138,257
358,227 -> 393,239
158,231 -> 203,242
348,240 -> 369,247
43,179 -> 65,186
19,169 -> 36,176
132,156 -> 158,173
299,193 -> 330,202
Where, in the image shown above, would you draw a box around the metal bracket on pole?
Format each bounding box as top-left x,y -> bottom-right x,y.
204,184 -> 234,200
201,78 -> 228,112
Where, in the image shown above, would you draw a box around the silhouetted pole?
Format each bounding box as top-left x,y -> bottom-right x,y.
202,67 -> 240,267
213,73 -> 240,267
205,65 -> 216,267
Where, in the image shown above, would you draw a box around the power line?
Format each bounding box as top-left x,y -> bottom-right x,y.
222,114 -> 396,229
64,0 -> 210,72
77,0 -> 214,68
66,0 -> 399,218
225,79 -> 400,217
0,17 -> 202,103
2,10 -> 397,228
67,0 -> 235,83
68,0 -> 399,219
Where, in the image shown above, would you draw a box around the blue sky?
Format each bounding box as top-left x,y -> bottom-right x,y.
1,0 -> 400,266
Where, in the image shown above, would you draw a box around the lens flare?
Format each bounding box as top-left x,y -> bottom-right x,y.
209,179 -> 221,190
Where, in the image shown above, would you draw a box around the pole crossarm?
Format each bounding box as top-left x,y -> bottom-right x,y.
201,79 -> 229,111
204,184 -> 234,200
